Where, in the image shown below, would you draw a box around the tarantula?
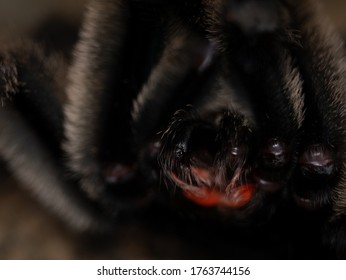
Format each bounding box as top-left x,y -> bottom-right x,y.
0,0 -> 345,258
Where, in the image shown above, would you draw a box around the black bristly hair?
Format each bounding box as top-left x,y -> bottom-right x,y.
0,38 -> 111,233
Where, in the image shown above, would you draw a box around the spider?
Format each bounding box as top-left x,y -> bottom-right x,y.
0,0 -> 345,258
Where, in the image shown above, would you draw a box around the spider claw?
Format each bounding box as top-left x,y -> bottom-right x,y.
103,163 -> 136,185
253,172 -> 285,193
299,144 -> 336,178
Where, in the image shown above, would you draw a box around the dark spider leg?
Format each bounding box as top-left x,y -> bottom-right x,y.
64,0 -> 177,214
0,40 -> 110,233
132,29 -> 216,144
286,0 -> 346,209
132,25 -> 218,183
98,1 -> 167,199
0,38 -> 66,160
6,40 -> 66,156
0,106 -> 110,233
64,0 -> 130,207
205,0 -> 304,209
286,0 -> 346,256
223,48 -> 303,194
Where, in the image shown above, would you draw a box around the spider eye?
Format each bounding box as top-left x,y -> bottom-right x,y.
175,143 -> 186,159
229,145 -> 247,167
230,146 -> 245,157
